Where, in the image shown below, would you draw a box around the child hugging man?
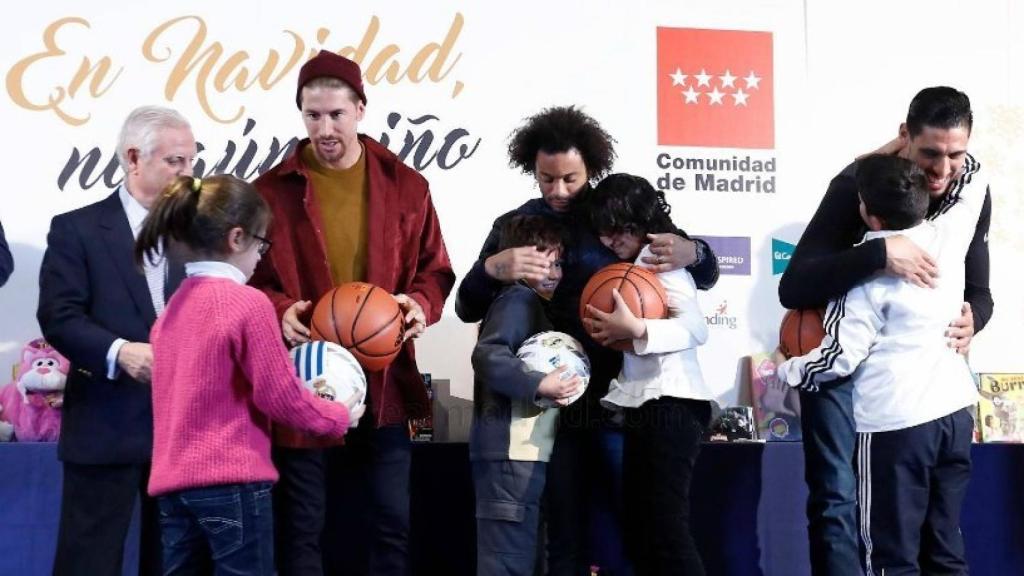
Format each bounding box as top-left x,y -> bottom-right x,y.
777,154 -> 984,575
470,214 -> 585,576
582,173 -> 713,575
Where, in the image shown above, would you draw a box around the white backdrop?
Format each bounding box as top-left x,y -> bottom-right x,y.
0,1 -> 1020,407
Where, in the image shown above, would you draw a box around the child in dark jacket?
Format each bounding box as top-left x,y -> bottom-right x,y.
470,214 -> 584,576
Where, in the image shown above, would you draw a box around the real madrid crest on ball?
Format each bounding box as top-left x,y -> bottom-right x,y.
516,331 -> 591,409
289,341 -> 367,412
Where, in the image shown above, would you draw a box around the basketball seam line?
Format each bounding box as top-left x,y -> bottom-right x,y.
330,289 -> 344,346
618,265 -> 633,314
311,308 -> 331,344
349,286 -> 374,346
352,309 -> 403,352
587,276 -> 645,319
349,285 -> 402,355
629,268 -> 668,317
619,263 -> 653,317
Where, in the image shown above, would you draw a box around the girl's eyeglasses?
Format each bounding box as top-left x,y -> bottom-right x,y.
252,234 -> 273,256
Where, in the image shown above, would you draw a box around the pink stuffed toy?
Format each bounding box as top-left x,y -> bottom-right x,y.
0,338 -> 68,442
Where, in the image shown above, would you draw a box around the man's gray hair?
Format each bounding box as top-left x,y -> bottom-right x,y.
116,106 -> 191,171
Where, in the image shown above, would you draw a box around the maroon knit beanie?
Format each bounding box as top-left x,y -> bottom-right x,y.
295,50 -> 367,109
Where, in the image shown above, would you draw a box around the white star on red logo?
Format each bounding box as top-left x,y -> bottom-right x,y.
744,71 -> 761,89
666,67 -> 762,106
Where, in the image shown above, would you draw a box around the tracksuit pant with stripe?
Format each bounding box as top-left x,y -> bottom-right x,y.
856,407 -> 973,576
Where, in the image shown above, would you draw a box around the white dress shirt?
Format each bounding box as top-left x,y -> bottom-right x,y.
104,185 -> 168,379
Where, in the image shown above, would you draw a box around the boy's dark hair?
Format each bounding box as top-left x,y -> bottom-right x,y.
856,155 -> 929,231
507,106 -> 616,180
135,174 -> 271,266
498,214 -> 564,252
906,86 -> 973,137
587,173 -> 675,237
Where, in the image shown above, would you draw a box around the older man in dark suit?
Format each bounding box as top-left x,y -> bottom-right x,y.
38,106 -> 195,576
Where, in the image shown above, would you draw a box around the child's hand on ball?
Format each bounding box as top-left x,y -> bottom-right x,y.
584,289 -> 646,346
536,366 -> 582,408
342,391 -> 365,429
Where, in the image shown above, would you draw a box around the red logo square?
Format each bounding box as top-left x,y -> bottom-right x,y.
657,28 -> 774,149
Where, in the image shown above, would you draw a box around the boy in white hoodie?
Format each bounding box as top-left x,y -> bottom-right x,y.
777,154 -> 985,575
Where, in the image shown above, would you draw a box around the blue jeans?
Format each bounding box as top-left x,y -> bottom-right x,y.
800,378 -> 863,576
158,482 -> 274,576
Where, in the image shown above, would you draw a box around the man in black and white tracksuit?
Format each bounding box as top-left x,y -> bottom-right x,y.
778,153 -> 985,576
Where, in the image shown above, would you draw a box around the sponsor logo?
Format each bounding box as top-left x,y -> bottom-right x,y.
772,238 -> 795,275
705,300 -> 739,330
696,235 -> 751,275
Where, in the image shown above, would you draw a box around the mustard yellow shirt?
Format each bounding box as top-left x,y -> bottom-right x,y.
302,144 -> 368,284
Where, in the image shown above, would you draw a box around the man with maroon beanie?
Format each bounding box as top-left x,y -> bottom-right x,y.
250,50 -> 455,576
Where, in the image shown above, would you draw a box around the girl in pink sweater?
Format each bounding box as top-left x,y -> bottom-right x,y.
136,174 -> 362,575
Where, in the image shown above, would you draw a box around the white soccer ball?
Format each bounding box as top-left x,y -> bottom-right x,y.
516,331 -> 591,408
290,341 -> 367,412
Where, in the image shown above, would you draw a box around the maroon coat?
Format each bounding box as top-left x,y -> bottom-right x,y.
250,135 -> 455,447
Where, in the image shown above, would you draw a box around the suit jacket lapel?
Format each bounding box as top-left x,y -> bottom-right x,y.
98,192 -> 158,327
166,255 -> 186,301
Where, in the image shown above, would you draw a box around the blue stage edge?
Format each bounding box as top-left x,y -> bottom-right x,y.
1,442 -> 1020,575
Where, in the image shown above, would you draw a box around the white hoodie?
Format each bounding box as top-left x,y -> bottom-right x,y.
778,156 -> 987,433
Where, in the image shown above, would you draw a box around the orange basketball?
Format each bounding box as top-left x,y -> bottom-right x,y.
778,308 -> 827,359
310,282 -> 404,372
579,263 -> 668,351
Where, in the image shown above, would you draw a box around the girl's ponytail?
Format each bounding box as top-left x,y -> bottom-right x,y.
134,176 -> 201,267
134,174 -> 270,267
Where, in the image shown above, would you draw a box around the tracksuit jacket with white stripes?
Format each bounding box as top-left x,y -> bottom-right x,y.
777,155 -> 987,433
